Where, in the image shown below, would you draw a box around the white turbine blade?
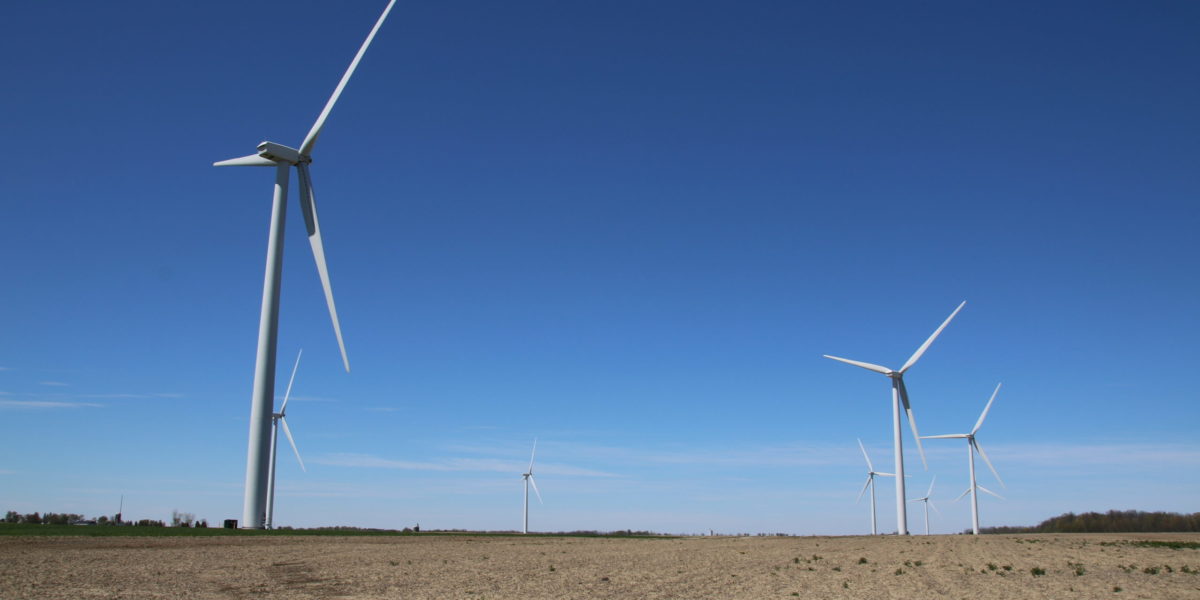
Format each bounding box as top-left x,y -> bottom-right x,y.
972,383 -> 1002,435
977,484 -> 1004,500
954,488 -> 972,502
529,474 -> 543,504
214,154 -> 278,167
972,438 -> 1005,488
899,301 -> 965,373
929,500 -> 941,515
279,349 -> 303,413
297,163 -> 350,372
922,433 -> 969,439
857,438 -> 874,472
925,475 -> 936,498
299,0 -> 399,156
898,379 -> 927,468
875,472 -> 895,477
528,438 -> 538,473
823,355 -> 892,375
857,476 -> 871,503
279,417 -> 306,472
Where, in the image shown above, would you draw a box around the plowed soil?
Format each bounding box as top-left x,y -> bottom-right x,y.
2,533 -> 1198,599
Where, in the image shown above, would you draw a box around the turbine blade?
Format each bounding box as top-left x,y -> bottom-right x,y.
280,417 -> 306,472
857,476 -> 871,503
279,349 -> 303,413
954,488 -> 972,502
214,154 -> 279,167
972,383 -> 1002,435
529,474 -> 543,504
297,163 -> 350,372
898,379 -> 927,468
528,438 -> 538,473
972,439 -> 1005,488
299,0 -> 399,156
858,438 -> 874,472
823,355 -> 892,375
899,301 -> 965,373
925,475 -> 936,498
977,484 -> 1004,500
922,434 -> 969,439
876,472 -> 895,477
929,500 -> 941,515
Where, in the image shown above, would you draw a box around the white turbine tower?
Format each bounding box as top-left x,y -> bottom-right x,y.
908,476 -> 939,535
856,438 -> 895,535
265,350 -> 306,530
521,439 -> 542,534
824,300 -> 965,535
214,0 -> 398,529
923,382 -> 1005,535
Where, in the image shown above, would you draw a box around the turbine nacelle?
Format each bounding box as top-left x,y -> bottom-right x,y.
256,141 -> 307,165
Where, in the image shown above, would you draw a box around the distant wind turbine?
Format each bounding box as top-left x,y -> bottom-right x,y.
923,383 -> 1005,535
824,300 -> 966,535
265,350 -> 306,530
856,439 -> 895,535
521,439 -> 542,534
214,0 -> 398,529
908,476 -> 939,535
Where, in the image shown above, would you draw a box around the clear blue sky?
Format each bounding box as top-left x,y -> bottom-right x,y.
1,0 -> 1197,534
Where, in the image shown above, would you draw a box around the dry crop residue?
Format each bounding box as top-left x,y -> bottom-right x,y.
1,533 -> 1198,599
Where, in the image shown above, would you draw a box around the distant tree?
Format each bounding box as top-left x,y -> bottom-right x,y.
4,511 -> 19,523
196,519 -> 208,528
171,510 -> 195,527
97,515 -> 109,525
24,512 -> 41,525
980,510 -> 1200,534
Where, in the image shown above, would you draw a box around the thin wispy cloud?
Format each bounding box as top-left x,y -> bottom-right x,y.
987,442 -> 1200,468
0,400 -> 103,409
314,453 -> 616,478
5,392 -> 182,400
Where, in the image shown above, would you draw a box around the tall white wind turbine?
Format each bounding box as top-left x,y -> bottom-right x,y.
214,0 -> 398,529
521,439 -> 542,534
824,301 -> 965,535
265,350 -> 306,530
856,438 -> 895,535
908,476 -> 939,535
923,383 -> 1005,535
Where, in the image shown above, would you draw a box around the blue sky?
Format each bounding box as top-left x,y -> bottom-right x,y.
1,0 -> 1197,535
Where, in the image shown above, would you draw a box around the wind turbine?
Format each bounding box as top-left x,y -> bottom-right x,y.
265,350 -> 306,530
824,300 -> 965,535
521,439 -> 542,534
908,476 -> 939,535
923,382 -> 1005,535
214,0 -> 398,529
856,438 -> 895,535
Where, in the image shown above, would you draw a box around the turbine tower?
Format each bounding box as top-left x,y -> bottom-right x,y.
824,300 -> 965,535
856,438 -> 895,535
907,476 -> 939,535
266,350 -> 306,529
214,0 -> 398,529
924,382 -> 1005,535
521,439 -> 542,534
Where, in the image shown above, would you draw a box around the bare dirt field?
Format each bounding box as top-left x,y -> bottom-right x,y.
2,532 -> 1198,599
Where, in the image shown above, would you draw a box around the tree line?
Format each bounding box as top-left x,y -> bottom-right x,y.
979,510 -> 1200,534
3,510 -> 208,528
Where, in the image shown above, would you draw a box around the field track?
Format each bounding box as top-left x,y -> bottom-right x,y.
2,532 -> 1198,599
